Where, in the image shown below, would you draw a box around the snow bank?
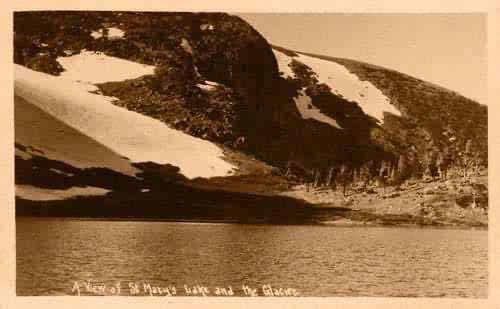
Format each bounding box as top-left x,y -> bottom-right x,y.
15,95 -> 139,176
294,91 -> 342,129
293,54 -> 401,122
16,184 -> 110,201
15,65 -> 236,179
57,50 -> 155,84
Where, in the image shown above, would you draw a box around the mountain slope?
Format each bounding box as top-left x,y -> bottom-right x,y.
15,64 -> 237,179
299,50 -> 487,164
14,12 -> 487,211
271,45 -> 487,172
273,48 -> 401,123
14,11 -> 281,150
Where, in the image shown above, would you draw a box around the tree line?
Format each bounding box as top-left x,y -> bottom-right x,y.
284,139 -> 485,196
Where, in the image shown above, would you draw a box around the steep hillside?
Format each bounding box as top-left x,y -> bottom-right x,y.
271,45 -> 487,178
301,50 -> 487,166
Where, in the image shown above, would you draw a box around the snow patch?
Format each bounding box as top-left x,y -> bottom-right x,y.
293,53 -> 401,122
107,27 -> 125,39
57,50 -> 155,84
273,49 -> 295,79
90,30 -> 103,39
197,83 -> 216,91
196,80 -> 220,91
180,38 -> 194,55
205,80 -> 220,87
91,27 -> 125,40
15,148 -> 32,160
15,65 -> 236,179
49,168 -> 74,177
273,50 -> 342,129
294,90 -> 342,129
200,24 -> 214,31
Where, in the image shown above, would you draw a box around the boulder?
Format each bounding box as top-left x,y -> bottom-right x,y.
423,187 -> 434,195
455,194 -> 473,208
365,188 -> 377,194
385,192 -> 401,199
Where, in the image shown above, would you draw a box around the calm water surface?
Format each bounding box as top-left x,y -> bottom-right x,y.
16,217 -> 487,297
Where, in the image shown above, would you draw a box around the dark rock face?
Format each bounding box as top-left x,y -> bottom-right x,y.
13,11 -> 280,112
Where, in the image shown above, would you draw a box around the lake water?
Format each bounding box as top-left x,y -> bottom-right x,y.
16,217 -> 487,297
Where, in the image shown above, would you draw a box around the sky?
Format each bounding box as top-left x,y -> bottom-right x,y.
237,13 -> 487,104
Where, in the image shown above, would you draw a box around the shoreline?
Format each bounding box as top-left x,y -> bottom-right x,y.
280,172 -> 488,229
15,215 -> 487,230
14,172 -> 487,229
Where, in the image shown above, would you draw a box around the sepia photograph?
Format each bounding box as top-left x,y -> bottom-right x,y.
12,10 -> 489,299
